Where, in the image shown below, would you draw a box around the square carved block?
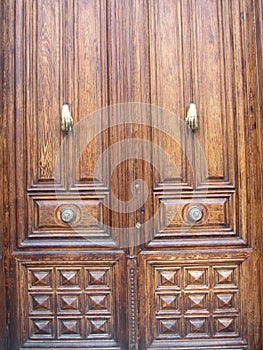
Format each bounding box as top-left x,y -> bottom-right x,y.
28,269 -> 53,290
57,293 -> 82,315
214,316 -> 239,337
184,317 -> 210,338
86,292 -> 111,314
184,292 -> 209,314
29,293 -> 54,315
155,268 -> 181,290
58,318 -> 83,339
157,318 -> 182,339
184,267 -> 209,289
57,269 -> 82,290
214,266 -> 238,288
86,317 -> 111,339
86,268 -> 112,289
157,293 -> 181,314
29,318 -> 54,339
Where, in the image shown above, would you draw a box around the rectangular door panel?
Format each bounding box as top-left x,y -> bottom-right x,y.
69,0 -> 109,190
17,254 -> 127,349
192,0 -> 236,189
149,0 -> 193,190
23,0 -> 66,190
138,251 -> 250,349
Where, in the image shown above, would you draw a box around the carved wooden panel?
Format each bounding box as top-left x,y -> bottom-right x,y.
152,193 -> 236,242
23,0 -> 65,189
19,259 -> 124,348
149,0 -> 193,189
139,253 -> 248,349
20,194 -> 114,248
70,0 -> 109,189
192,0 -> 237,188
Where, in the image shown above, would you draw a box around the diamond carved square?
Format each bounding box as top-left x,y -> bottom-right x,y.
185,293 -> 209,313
185,317 -> 209,338
214,267 -> 238,288
29,318 -> 54,339
58,318 -> 83,339
29,269 -> 53,290
185,268 -> 209,289
157,293 -> 180,313
86,293 -> 110,313
57,269 -> 82,289
58,294 -> 82,314
29,294 -> 53,315
86,269 -> 110,289
156,268 -> 181,289
214,316 -> 239,337
87,318 -> 111,339
157,318 -> 181,338
214,292 -> 237,312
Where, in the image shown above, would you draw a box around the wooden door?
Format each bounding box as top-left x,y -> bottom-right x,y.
2,1 -> 263,349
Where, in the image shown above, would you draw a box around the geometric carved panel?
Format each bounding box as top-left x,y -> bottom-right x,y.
19,261 -> 119,345
87,318 -> 111,338
87,293 -> 110,313
185,268 -> 209,289
214,316 -> 239,337
58,269 -> 81,289
157,318 -> 181,338
58,294 -> 81,314
29,269 -> 53,289
86,269 -> 110,288
157,294 -> 180,313
214,292 -> 237,312
58,318 -> 82,339
185,293 -> 209,313
29,294 -> 53,315
214,267 -> 238,288
156,268 -> 181,289
185,317 -> 209,338
29,318 -> 54,339
150,261 -> 241,343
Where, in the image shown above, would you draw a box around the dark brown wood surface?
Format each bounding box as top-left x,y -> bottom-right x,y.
1,1 -> 263,349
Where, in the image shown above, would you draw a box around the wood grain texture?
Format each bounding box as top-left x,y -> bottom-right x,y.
149,0 -> 194,189
25,0 -> 64,187
1,0 -> 263,349
0,2 -> 7,343
17,254 -> 127,348
70,0 -> 109,188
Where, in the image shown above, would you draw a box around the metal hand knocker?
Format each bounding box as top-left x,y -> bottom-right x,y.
186,103 -> 198,131
61,103 -> 73,134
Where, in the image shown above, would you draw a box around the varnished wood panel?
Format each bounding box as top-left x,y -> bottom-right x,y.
18,254 -> 127,348
25,0 -> 65,189
192,0 -> 236,188
28,196 -> 110,238
1,0 -> 263,349
157,194 -> 235,235
149,0 -> 193,189
70,0 -> 109,189
138,251 -> 250,349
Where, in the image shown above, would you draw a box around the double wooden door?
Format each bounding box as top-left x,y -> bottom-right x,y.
1,0 -> 263,349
